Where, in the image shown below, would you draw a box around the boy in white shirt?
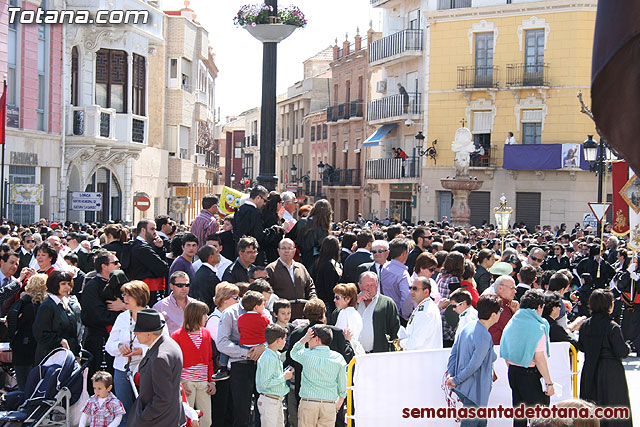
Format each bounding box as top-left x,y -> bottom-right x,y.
451,289 -> 478,341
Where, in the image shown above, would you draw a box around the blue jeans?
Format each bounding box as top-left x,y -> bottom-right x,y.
459,395 -> 487,427
114,369 -> 135,427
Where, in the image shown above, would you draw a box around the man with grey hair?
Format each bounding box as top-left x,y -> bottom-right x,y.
281,191 -> 298,222
356,271 -> 400,353
488,275 -> 519,344
526,247 -> 545,268
357,240 -> 389,288
605,235 -> 619,265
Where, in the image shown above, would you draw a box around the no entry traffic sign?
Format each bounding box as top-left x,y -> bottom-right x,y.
134,195 -> 151,211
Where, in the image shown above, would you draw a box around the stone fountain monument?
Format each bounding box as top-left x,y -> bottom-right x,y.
440,126 -> 484,227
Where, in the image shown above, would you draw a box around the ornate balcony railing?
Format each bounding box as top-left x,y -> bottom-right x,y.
367,93 -> 421,122
506,63 -> 550,87
457,66 -> 499,89
369,29 -> 423,64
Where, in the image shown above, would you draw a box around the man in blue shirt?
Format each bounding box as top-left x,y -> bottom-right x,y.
380,238 -> 413,322
446,295 -> 503,427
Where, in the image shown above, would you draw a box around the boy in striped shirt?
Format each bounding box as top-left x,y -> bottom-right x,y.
256,324 -> 294,427
291,325 -> 347,427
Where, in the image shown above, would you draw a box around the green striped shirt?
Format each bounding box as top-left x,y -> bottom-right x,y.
290,340 -> 347,401
256,347 -> 290,397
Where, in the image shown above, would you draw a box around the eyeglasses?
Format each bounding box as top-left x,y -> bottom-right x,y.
333,295 -> 343,300
279,247 -> 295,252
109,260 -> 121,265
409,286 -> 426,291
371,249 -> 388,254
530,256 -> 543,263
25,240 -> 34,243
173,283 -> 190,288
427,267 -> 436,272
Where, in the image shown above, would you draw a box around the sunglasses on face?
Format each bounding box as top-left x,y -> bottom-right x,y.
173,283 -> 190,288
109,260 -> 121,265
371,249 -> 388,254
530,256 -> 543,263
25,240 -> 34,243
333,295 -> 343,300
409,286 -> 426,291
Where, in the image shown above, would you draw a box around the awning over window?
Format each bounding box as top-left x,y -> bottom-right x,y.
364,124 -> 398,147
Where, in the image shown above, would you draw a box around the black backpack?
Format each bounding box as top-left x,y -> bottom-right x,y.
120,240 -> 135,273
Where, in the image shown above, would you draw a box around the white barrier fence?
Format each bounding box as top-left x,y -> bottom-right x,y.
350,342 -> 575,426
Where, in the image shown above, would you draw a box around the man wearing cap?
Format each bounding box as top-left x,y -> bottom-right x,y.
128,308 -> 186,427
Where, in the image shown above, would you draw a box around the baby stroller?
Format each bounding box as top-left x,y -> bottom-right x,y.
0,348 -> 91,426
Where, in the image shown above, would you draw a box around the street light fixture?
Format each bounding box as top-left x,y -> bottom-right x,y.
582,134 -> 616,239
582,135 -> 598,162
230,172 -> 236,186
290,164 -> 298,181
494,194 -> 513,254
415,131 -> 438,163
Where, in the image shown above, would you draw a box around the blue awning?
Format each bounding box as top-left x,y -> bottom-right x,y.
364,124 -> 397,147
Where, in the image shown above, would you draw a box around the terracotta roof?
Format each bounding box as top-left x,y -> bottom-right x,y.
306,46 -> 334,62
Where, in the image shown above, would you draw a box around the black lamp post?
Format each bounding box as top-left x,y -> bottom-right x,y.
230,172 -> 236,188
415,131 -> 437,163
582,134 -> 614,238
290,164 -> 297,182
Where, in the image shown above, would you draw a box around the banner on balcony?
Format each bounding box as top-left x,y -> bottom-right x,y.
611,160 -> 629,236
10,184 -> 43,205
503,144 -> 589,170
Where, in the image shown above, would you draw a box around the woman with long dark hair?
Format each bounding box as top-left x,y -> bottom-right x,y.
437,251 -> 465,347
103,224 -> 129,260
262,191 -> 283,263
579,289 -> 632,427
297,199 -> 332,276
313,235 -> 341,313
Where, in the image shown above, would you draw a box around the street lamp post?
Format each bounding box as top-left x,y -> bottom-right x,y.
414,131 -> 437,162
494,194 -> 513,254
582,134 -> 614,238
230,172 -> 236,188
290,164 -> 297,182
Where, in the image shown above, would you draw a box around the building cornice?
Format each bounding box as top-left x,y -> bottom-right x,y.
424,0 -> 597,23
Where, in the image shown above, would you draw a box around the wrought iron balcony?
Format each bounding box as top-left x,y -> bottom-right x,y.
437,0 -> 471,9
71,105 -> 115,139
328,100 -> 364,123
506,63 -> 550,87
327,105 -> 339,123
369,29 -> 423,65
349,100 -> 363,119
365,157 -> 421,180
323,169 -> 361,187
457,66 -> 499,89
367,93 -> 421,123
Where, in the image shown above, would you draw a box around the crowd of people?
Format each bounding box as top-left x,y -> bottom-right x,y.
0,184 -> 635,427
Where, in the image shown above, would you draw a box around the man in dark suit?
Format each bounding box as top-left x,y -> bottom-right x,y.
406,226 -> 431,275
339,232 -> 357,266
66,232 -> 93,273
354,271 -> 400,353
0,251 -> 24,318
341,230 -> 374,283
190,244 -> 221,312
16,232 -> 36,277
286,298 -> 354,426
128,309 -> 186,427
124,219 -> 169,303
222,236 -> 258,284
265,238 -> 316,320
233,185 -> 283,266
356,240 -> 389,284
154,214 -> 174,253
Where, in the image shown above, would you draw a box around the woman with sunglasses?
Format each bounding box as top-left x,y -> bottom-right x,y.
411,251 -> 441,302
544,245 -> 570,272
333,283 -> 364,355
105,280 -> 152,426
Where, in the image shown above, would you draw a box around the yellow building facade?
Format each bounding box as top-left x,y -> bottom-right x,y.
418,0 -> 603,227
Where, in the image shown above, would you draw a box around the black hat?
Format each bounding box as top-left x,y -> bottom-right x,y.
133,309 -> 165,333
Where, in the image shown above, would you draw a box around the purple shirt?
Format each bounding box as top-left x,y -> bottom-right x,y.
169,255 -> 195,281
190,209 -> 219,249
153,293 -> 197,335
380,259 -> 412,320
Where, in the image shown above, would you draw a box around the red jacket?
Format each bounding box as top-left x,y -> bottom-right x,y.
171,327 -> 214,379
489,297 -> 514,345
460,280 -> 480,308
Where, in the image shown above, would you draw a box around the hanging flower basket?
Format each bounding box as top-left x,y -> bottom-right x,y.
244,23 -> 298,43
234,3 -> 306,42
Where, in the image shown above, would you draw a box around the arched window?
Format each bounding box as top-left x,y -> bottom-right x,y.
84,168 -> 122,222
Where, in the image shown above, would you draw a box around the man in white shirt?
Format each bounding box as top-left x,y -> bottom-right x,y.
450,288 -> 478,341
356,272 -> 400,353
398,277 -> 442,350
356,240 -> 389,291
505,131 -> 517,145
281,191 -> 298,223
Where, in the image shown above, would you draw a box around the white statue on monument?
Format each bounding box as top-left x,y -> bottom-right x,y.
451,126 -> 474,178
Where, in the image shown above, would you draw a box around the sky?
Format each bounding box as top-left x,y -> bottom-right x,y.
163,0 -> 382,120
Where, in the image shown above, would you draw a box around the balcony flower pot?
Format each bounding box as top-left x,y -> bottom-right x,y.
244,23 -> 297,43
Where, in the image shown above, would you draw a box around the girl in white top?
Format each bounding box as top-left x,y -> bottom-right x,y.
334,283 -> 363,342
204,282 -> 241,343
104,281 -> 151,427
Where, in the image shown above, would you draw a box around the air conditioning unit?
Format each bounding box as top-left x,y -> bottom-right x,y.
195,153 -> 206,166
376,80 -> 387,94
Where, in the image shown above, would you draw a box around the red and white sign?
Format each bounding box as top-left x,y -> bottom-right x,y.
134,195 -> 151,211
285,184 -> 298,190
588,202 -> 611,222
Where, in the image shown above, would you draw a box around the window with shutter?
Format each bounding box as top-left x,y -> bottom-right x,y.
95,49 -> 128,113
516,192 -> 541,229
132,54 -> 146,116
